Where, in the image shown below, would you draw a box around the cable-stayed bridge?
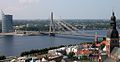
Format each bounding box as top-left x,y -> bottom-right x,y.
45,12 -> 104,38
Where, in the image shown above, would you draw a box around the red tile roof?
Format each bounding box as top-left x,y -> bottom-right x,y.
76,50 -> 92,55
96,40 -> 109,46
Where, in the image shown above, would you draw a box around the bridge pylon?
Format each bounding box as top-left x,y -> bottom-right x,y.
49,12 -> 55,36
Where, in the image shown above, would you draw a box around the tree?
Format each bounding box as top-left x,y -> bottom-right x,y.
0,56 -> 6,60
67,52 -> 75,58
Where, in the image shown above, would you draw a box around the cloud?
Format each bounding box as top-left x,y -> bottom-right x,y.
19,0 -> 40,4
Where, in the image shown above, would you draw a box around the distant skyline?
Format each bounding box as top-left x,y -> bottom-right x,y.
0,0 -> 120,19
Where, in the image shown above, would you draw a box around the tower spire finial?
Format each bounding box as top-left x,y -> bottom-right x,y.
112,11 -> 114,16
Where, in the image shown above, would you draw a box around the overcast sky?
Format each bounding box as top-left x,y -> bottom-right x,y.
0,0 -> 120,19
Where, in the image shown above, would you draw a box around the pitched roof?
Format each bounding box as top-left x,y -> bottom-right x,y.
76,50 -> 92,55
96,40 -> 109,47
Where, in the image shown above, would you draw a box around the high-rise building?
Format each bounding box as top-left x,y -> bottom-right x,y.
107,12 -> 119,53
1,11 -> 13,33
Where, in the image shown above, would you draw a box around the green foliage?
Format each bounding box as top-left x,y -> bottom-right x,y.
67,52 -> 75,58
100,44 -> 105,50
20,45 -> 65,56
81,55 -> 89,60
0,56 -> 6,60
80,42 -> 94,44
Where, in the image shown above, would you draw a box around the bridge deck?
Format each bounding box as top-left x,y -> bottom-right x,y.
0,31 -> 111,38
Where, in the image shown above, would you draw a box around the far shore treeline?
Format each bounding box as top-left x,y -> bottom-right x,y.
0,19 -> 120,32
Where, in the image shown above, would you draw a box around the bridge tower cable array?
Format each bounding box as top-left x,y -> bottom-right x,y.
48,12 -> 101,37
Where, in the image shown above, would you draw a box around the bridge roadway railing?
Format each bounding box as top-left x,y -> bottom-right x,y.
0,32 -> 16,36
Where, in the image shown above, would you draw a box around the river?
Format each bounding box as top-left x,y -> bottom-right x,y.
0,30 -> 108,56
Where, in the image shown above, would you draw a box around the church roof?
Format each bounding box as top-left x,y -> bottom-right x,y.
111,12 -> 116,20
107,26 -> 119,38
107,12 -> 119,38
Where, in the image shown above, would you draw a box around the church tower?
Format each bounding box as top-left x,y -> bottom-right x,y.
108,12 -> 119,53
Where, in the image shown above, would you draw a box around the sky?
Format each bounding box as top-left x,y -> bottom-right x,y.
0,0 -> 120,19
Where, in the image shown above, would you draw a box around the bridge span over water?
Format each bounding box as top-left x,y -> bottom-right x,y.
0,31 -> 105,38
0,12 -> 108,38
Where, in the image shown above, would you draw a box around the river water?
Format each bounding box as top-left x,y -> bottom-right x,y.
0,30 -> 108,56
